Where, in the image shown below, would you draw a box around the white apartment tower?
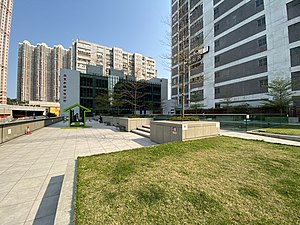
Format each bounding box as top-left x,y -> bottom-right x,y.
171,0 -> 300,109
17,41 -> 71,102
0,0 -> 13,104
72,39 -> 157,80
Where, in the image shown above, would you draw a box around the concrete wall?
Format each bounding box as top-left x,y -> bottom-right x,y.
150,120 -> 220,144
118,118 -> 152,132
0,117 -> 63,144
102,116 -> 152,132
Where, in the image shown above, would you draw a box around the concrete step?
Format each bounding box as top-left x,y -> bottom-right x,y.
142,124 -> 150,129
137,127 -> 150,133
132,129 -> 150,138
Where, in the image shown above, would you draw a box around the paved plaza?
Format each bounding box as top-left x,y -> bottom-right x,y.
0,121 -> 299,225
0,121 -> 155,225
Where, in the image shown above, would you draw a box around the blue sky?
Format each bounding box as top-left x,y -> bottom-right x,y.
8,0 -> 171,98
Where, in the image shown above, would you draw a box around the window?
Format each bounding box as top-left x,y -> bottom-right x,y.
214,24 -> 220,32
214,7 -> 219,16
215,71 -> 220,78
255,0 -> 263,7
215,87 -> 220,94
257,17 -> 266,27
259,79 -> 268,87
258,37 -> 267,47
258,57 -> 267,66
215,40 -> 220,48
215,56 -> 220,63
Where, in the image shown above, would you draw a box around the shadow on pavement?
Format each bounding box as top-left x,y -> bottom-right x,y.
33,175 -> 64,225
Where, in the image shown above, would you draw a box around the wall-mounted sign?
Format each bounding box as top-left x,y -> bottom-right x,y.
182,124 -> 188,130
172,127 -> 177,135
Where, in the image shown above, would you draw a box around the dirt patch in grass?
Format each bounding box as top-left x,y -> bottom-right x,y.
76,136 -> 300,225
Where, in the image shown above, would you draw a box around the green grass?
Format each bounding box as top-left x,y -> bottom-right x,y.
260,125 -> 300,136
61,126 -> 92,129
76,137 -> 300,225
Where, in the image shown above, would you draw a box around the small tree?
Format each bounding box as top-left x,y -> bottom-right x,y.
111,92 -> 125,115
263,78 -> 293,114
115,80 -> 147,115
95,92 -> 111,114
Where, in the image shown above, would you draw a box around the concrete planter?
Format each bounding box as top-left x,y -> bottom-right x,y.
288,117 -> 299,123
118,118 -> 152,132
150,120 -> 220,144
101,116 -> 114,125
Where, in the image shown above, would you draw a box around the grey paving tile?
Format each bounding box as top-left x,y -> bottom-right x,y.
12,176 -> 45,191
0,181 -> 16,193
0,201 -> 33,225
23,168 -> 50,179
0,186 -> 40,206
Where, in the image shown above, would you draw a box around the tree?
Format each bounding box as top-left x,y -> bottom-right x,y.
95,92 -> 111,114
262,78 -> 293,114
115,80 -> 147,115
161,17 -> 209,118
111,92 -> 126,115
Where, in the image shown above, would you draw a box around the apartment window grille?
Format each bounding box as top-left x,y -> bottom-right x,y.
214,7 -> 219,16
214,24 -> 220,32
257,17 -> 266,27
255,0 -> 264,7
258,57 -> 267,66
258,37 -> 267,47
259,79 -> 268,87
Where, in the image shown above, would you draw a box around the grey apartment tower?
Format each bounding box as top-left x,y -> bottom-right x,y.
17,41 -> 71,102
0,0 -> 13,104
171,0 -> 300,109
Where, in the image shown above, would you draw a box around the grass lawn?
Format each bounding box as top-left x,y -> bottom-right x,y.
76,136 -> 300,225
261,125 -> 300,136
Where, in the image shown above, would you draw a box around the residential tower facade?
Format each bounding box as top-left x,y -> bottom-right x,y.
0,0 -> 13,104
72,39 -> 157,81
17,41 -> 71,102
171,0 -> 300,109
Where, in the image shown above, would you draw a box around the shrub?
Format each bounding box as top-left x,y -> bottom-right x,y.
128,115 -> 144,118
169,116 -> 199,121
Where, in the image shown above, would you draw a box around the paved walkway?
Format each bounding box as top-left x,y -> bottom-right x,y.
0,121 -> 155,225
221,130 -> 300,146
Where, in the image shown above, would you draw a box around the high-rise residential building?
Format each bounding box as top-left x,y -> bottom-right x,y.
171,0 -> 300,109
72,39 -> 157,81
0,0 -> 13,104
17,41 -> 71,102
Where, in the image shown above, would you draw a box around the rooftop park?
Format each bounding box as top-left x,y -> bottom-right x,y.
75,136 -> 300,224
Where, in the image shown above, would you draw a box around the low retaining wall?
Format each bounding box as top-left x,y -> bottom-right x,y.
150,120 -> 220,144
118,118 -> 152,131
0,117 -> 63,144
102,116 -> 152,132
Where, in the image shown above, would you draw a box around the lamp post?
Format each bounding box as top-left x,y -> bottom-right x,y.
246,114 -> 249,132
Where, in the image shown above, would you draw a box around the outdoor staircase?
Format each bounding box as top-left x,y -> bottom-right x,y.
131,124 -> 150,138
